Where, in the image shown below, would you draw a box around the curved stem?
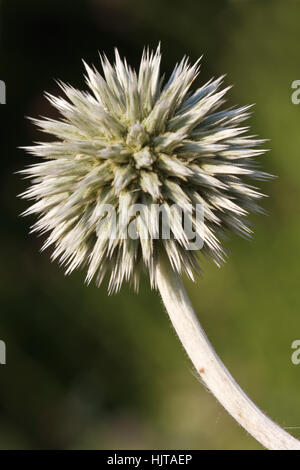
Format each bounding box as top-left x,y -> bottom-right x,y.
156,255 -> 300,450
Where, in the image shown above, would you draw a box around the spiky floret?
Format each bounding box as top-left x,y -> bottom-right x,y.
20,46 -> 270,293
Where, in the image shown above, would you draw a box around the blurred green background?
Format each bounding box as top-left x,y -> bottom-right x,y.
1,0 -> 300,450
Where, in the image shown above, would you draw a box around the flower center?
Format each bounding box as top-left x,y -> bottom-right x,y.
133,146 -> 156,169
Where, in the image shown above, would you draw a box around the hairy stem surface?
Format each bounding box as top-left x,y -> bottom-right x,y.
156,255 -> 300,450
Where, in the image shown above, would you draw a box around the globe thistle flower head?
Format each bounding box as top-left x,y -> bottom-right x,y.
21,46 -> 270,293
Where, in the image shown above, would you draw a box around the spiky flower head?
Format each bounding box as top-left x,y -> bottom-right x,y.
21,46 -> 270,293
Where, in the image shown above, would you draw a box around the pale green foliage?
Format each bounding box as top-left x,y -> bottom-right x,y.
21,46 -> 270,293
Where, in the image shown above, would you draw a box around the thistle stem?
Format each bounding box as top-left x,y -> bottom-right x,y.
156,255 -> 300,450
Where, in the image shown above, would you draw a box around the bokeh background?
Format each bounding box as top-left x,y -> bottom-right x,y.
0,0 -> 300,450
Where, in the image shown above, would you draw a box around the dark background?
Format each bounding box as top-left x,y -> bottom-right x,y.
1,0 -> 300,449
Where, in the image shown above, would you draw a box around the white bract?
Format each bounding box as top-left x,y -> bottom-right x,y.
21,45 -> 268,293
